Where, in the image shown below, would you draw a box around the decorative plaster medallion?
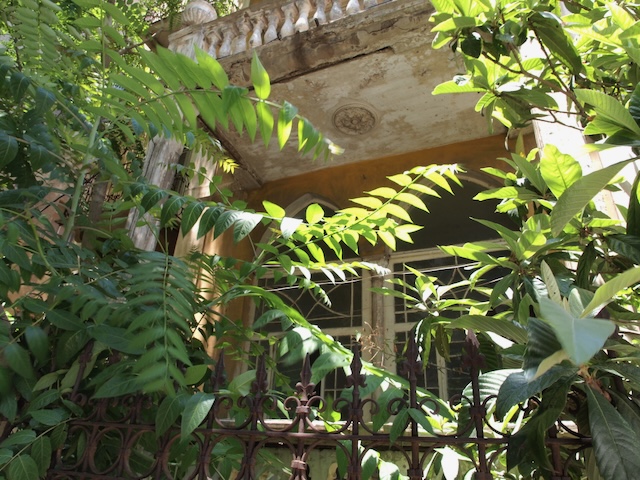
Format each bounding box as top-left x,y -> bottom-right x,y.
332,104 -> 377,135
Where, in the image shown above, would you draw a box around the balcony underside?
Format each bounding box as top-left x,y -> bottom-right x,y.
171,0 -> 503,190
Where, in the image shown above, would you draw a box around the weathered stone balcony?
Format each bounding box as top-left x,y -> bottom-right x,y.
162,0 -> 503,191
168,0 -> 395,62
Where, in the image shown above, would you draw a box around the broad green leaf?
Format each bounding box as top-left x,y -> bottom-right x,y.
233,212 -> 262,242
507,379 -> 570,471
160,195 -> 186,228
408,408 -> 434,434
140,189 -> 167,213
253,309 -> 287,330
496,366 -> 576,419
25,326 -> 49,366
277,101 -> 297,149
0,132 -> 19,168
367,187 -> 396,199
181,392 -> 215,438
4,343 -> 36,380
10,71 -> 30,102
627,171 -> 640,237
263,200 -> 285,219
157,393 -> 187,437
93,374 -> 140,398
7,454 -> 39,480
389,408 -> 409,444
606,234 -> 640,264
576,89 -> 640,135
305,203 -> 324,224
251,51 -> 270,100
530,13 -> 582,74
581,266 -> 640,317
30,408 -> 66,426
396,192 -> 428,212
184,365 -> 208,385
239,97 -> 257,141
448,315 -> 527,344
388,174 -> 413,186
538,297 -> 615,365
214,209 -> 243,239
181,201 -> 205,235
256,101 -> 274,147
550,159 -> 633,235
586,386 -> 640,480
433,77 -> 487,95
0,430 -> 35,448
90,325 -> 143,354
351,196 -> 383,209
197,206 -> 223,239
539,145 -> 582,198
31,435 -> 52,478
195,47 -> 229,90
310,351 -> 349,384
46,310 -> 83,331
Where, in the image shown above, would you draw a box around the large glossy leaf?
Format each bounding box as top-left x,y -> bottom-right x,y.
256,101 -> 274,147
448,315 -> 527,343
530,12 -> 582,74
550,159 -> 633,235
156,393 -> 188,437
180,201 -> 205,235
496,365 -> 576,419
0,132 -> 19,168
539,145 -> 581,198
233,212 -> 262,243
507,379 -> 571,472
626,171 -> 640,237
93,374 -> 140,399
277,101 -> 297,149
251,51 -> 270,100
576,89 -> 640,135
7,454 -> 39,480
587,387 -> 640,480
538,297 -> 615,366
523,317 -> 562,379
30,436 -> 51,477
581,266 -> 640,317
181,392 -> 215,439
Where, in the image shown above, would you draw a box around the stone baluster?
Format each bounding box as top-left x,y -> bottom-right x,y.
218,23 -> 237,58
294,0 -> 312,32
329,0 -> 343,21
313,0 -> 327,25
249,12 -> 266,48
203,25 -> 222,58
280,3 -> 298,38
232,15 -> 251,55
345,0 -> 361,15
263,8 -> 282,43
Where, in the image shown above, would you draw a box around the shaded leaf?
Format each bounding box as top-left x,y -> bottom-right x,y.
587,386 -> 640,480
496,365 -> 577,419
157,393 -> 188,437
7,454 -> 39,480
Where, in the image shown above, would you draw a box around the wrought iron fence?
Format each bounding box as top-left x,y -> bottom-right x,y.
46,332 -> 590,479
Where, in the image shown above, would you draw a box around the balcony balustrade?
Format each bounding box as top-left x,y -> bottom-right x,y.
167,0 -> 391,60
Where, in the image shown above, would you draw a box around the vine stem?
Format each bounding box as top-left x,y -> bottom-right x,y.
62,118 -> 101,244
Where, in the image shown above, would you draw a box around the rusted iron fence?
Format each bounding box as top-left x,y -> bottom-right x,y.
46,332 -> 590,479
